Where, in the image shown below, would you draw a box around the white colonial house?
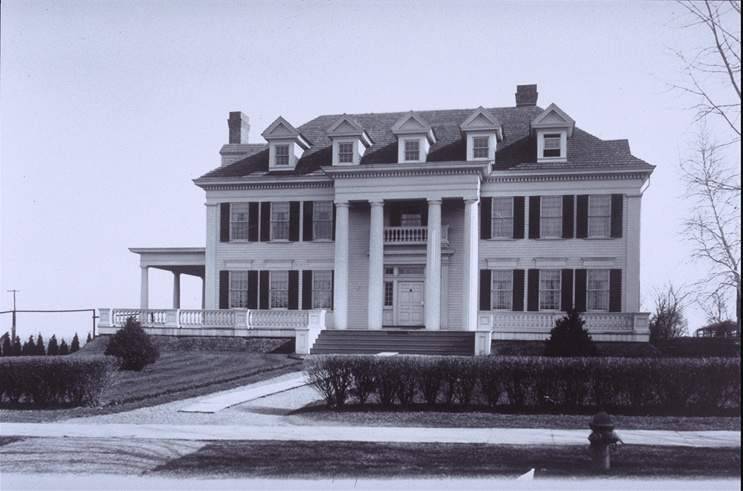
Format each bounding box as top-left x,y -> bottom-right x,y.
98,85 -> 654,355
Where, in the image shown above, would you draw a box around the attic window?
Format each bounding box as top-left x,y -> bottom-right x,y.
543,134 -> 562,158
473,136 -> 490,159
338,142 -> 354,163
404,140 -> 420,161
275,144 -> 290,165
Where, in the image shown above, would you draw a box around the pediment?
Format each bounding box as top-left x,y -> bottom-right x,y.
327,115 -> 373,146
392,111 -> 431,134
261,116 -> 310,148
531,103 -> 575,136
460,107 -> 501,130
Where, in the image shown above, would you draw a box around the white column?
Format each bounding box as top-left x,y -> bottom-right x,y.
140,266 -> 149,309
425,199 -> 442,330
201,276 -> 206,309
204,203 -> 219,309
172,272 -> 181,309
463,198 -> 479,331
367,200 -> 384,330
333,201 -> 350,330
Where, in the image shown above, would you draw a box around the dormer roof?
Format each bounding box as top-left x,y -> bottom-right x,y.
460,106 -> 504,140
391,111 -> 437,144
261,116 -> 311,149
327,115 -> 373,147
530,103 -> 575,137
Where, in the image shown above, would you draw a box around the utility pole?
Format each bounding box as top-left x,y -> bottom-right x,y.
7,290 -> 19,341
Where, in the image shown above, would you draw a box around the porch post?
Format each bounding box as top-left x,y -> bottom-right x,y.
172,272 -> 181,309
425,199 -> 442,330
333,201 -> 350,330
463,199 -> 479,331
201,276 -> 206,309
140,266 -> 149,309
367,200 -> 384,329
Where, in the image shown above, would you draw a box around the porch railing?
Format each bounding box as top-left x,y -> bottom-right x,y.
384,225 -> 449,245
479,311 -> 650,334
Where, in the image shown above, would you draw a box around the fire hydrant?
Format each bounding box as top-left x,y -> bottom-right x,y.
587,411 -> 623,472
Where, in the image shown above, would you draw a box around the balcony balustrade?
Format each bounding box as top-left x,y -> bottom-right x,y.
383,225 -> 449,245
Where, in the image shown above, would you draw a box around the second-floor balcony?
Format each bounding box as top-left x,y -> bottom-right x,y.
383,225 -> 450,246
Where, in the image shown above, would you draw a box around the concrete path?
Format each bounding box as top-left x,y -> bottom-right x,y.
1,422 -> 738,448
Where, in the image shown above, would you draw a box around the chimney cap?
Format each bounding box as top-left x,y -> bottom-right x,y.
227,111 -> 250,144
515,84 -> 538,107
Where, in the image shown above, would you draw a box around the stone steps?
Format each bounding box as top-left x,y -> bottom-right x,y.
310,330 -> 475,355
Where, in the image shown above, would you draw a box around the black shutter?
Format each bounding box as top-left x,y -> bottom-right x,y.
527,269 -> 540,311
421,202 -> 428,226
247,271 -> 258,309
390,202 -> 401,226
289,202 -> 300,242
479,270 -> 491,310
512,269 -> 525,311
609,269 -> 622,312
528,196 -> 540,239
330,271 -> 335,309
288,271 -> 299,309
220,203 -> 230,242
562,195 -> 575,239
303,202 -> 314,241
611,194 -> 624,238
561,269 -> 574,311
260,203 -> 271,241
259,271 -> 269,309
513,197 -> 525,239
302,270 -> 313,309
574,269 -> 587,312
576,195 -> 589,238
248,203 -> 259,242
480,197 -> 492,239
332,204 -> 337,240
219,271 -> 229,309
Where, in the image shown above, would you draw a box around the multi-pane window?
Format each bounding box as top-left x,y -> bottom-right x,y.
313,201 -> 333,240
539,270 -> 561,310
404,140 -> 420,161
229,271 -> 250,308
337,142 -> 354,163
588,195 -> 612,238
312,270 -> 333,309
492,270 -> 513,310
587,269 -> 610,312
270,271 -> 289,309
384,281 -> 394,307
400,213 -> 422,227
230,203 -> 250,240
271,202 -> 290,240
543,133 -> 562,158
473,136 -> 490,159
540,196 -> 562,238
274,144 -> 290,166
492,197 -> 514,239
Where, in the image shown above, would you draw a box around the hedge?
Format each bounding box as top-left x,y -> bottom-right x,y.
0,355 -> 117,407
304,355 -> 741,416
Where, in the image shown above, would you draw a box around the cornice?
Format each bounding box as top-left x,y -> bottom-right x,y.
485,169 -> 652,183
322,161 -> 491,179
196,180 -> 333,191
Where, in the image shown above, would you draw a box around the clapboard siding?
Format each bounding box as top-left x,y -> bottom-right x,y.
443,201 -> 464,330
347,204 -> 370,329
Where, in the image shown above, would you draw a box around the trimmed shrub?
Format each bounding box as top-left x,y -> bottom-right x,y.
655,337 -> 740,358
347,356 -> 376,405
104,318 -> 159,370
305,355 -> 353,407
0,355 -> 117,407
545,310 -> 597,357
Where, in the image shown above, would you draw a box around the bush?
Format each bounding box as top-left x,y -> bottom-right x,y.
104,318 -> 159,370
655,337 -> 740,358
544,310 -> 597,357
0,355 -> 117,407
305,355 -> 354,407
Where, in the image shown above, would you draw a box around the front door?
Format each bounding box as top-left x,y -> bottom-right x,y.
397,281 -> 424,326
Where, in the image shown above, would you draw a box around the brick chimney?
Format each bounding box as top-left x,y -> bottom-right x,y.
228,111 -> 250,144
515,84 -> 538,107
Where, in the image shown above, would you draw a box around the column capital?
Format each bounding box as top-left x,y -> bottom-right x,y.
426,198 -> 442,206
464,198 -> 479,205
369,200 -> 384,207
205,202 -> 219,208
334,200 -> 350,208
140,265 -> 149,271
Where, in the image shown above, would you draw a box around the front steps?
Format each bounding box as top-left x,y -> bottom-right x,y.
310,330 -> 475,355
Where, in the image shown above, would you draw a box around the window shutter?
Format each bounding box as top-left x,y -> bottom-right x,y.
289,202 -> 300,242
331,271 -> 335,309
332,204 -> 336,240
561,269 -> 574,311
260,203 -> 271,241
527,269 -> 540,311
248,203 -> 259,242
562,195 -> 575,239
512,269 -> 525,311
528,196 -> 540,239
259,271 -> 269,309
219,271 -> 229,309
609,269 -> 622,312
302,270 -> 313,309
576,195 -> 589,238
303,202 -> 314,241
247,271 -> 258,309
480,197 -> 492,239
288,271 -> 299,309
479,270 -> 491,310
513,197 -> 525,239
611,194 -> 624,238
220,203 -> 230,242
574,269 -> 587,312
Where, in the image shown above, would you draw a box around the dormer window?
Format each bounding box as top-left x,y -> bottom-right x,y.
404,140 -> 420,162
460,107 -> 502,162
327,116 -> 373,166
274,144 -> 290,166
543,134 -> 562,158
531,103 -> 575,164
338,142 -> 354,163
392,112 -> 436,164
261,116 -> 311,171
473,136 -> 490,159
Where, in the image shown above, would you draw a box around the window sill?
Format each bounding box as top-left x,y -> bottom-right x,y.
536,237 -> 564,241
269,239 -> 291,243
486,237 -> 519,241
311,238 -> 334,243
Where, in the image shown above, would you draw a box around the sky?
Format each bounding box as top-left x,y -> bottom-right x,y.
1,0 -> 740,341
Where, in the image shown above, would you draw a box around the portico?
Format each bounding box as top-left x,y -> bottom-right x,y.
130,248 -> 206,309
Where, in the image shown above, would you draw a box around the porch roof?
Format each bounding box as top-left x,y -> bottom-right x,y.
129,247 -> 205,277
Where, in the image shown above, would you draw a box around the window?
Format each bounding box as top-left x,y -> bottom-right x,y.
543,133 -> 562,158
588,195 -> 611,238
398,265 -> 425,275
492,197 -> 514,239
539,270 -> 561,310
492,270 -> 513,310
274,144 -> 290,166
587,269 -> 610,312
337,142 -> 354,163
404,140 -> 420,161
313,201 -> 333,240
384,281 -> 394,307
400,213 -> 422,227
385,267 -> 395,275
270,271 -> 289,309
473,136 -> 490,159
229,271 -> 249,308
540,196 -> 562,238
230,203 -> 250,240
271,202 -> 290,240
312,270 -> 333,309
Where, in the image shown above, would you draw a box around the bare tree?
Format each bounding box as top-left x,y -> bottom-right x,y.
649,283 -> 690,343
699,289 -> 732,324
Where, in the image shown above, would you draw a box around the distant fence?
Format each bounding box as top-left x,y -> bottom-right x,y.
0,309 -> 98,339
